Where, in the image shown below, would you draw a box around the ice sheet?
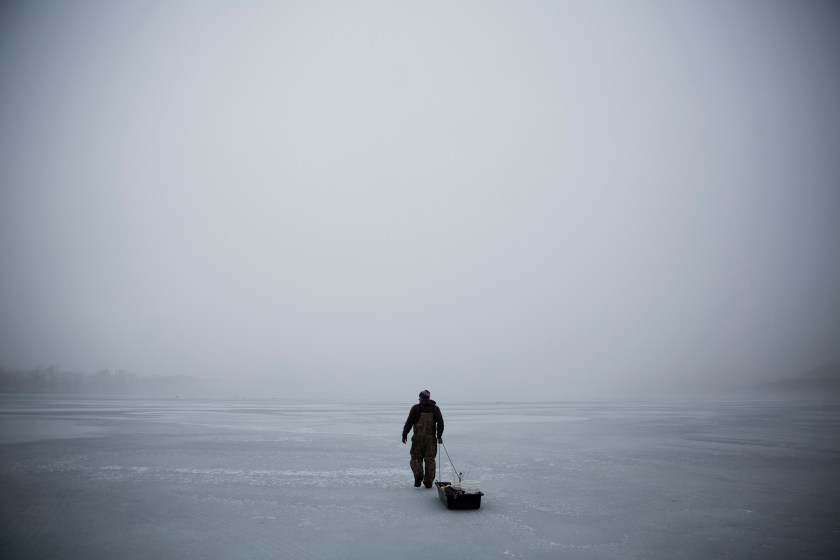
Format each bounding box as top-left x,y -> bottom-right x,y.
1,396 -> 838,559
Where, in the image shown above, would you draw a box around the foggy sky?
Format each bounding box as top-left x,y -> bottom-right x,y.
1,1 -> 838,400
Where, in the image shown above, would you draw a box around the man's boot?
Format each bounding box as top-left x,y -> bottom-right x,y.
414,476 -> 423,488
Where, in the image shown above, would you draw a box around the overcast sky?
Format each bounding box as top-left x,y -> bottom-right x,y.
1,1 -> 838,400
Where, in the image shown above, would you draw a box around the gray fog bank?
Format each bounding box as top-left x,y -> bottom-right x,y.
1,2 -> 839,399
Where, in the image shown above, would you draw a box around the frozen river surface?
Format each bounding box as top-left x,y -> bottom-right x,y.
1,396 -> 838,559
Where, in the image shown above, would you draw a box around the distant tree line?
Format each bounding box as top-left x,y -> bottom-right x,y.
0,366 -> 194,394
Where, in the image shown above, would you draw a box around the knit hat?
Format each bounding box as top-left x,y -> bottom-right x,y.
419,390 -> 431,401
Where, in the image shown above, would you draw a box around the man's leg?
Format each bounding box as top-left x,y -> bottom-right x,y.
409,437 -> 425,487
422,437 -> 438,488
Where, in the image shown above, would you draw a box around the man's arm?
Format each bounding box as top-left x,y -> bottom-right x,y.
402,405 -> 419,442
435,406 -> 444,439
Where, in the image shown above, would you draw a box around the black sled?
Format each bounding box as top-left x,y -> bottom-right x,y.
435,481 -> 483,510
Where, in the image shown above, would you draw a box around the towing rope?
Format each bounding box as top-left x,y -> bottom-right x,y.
440,440 -> 462,484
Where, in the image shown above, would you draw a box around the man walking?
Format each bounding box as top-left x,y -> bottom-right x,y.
402,390 -> 444,488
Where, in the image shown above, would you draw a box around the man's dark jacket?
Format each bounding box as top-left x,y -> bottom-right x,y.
402,399 -> 444,439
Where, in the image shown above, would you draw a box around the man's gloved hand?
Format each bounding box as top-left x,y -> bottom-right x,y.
437,437 -> 443,444
402,435 -> 407,444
